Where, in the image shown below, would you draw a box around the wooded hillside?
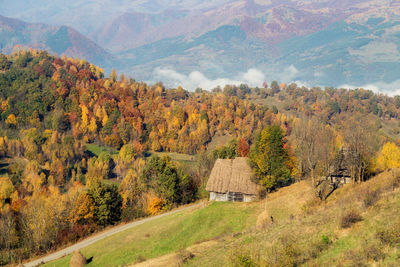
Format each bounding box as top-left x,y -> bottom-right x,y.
1,50 -> 399,265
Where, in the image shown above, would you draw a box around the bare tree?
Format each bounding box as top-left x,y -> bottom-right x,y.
0,209 -> 16,263
293,117 -> 336,186
341,116 -> 379,183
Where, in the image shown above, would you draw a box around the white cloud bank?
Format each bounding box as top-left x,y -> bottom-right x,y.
154,67 -> 266,91
339,80 -> 400,97
153,66 -> 400,96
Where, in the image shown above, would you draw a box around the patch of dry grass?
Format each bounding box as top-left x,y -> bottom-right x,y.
187,170 -> 400,267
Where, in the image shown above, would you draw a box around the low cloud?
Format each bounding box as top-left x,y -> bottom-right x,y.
339,80 -> 400,97
153,66 -> 400,96
154,67 -> 265,91
242,68 -> 265,86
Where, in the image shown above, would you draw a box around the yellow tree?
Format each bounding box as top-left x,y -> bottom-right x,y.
88,117 -> 97,134
79,104 -> 89,133
20,186 -> 67,252
375,142 -> 400,170
0,177 -> 14,205
70,192 -> 96,225
5,114 -> 17,127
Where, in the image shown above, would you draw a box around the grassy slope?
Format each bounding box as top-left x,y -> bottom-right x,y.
42,171 -> 400,267
42,201 -> 259,267
187,171 -> 400,266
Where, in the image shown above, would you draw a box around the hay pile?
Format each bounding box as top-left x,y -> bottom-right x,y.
256,210 -> 271,230
70,250 -> 87,267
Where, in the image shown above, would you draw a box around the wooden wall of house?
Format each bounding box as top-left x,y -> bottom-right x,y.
209,192 -> 256,202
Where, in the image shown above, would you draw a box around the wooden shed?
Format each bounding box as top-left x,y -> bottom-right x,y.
206,157 -> 257,202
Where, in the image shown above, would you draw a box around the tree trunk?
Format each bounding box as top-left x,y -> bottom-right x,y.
311,168 -> 315,187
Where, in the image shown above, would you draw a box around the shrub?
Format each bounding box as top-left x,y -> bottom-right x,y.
343,250 -> 368,267
307,235 -> 332,259
340,210 -> 362,228
363,244 -> 385,261
146,193 -> 165,215
264,236 -> 301,267
301,197 -> 321,214
362,188 -> 381,209
376,222 -> 400,246
321,235 -> 331,245
135,255 -> 146,263
231,254 -> 257,267
176,249 -> 194,265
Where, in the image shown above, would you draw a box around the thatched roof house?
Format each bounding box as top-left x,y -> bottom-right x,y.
206,157 -> 257,202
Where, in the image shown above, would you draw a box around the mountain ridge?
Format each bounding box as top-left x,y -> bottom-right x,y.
0,15 -> 113,67
1,0 -> 400,91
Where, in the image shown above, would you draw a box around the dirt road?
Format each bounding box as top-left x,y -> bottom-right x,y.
24,203 -> 203,267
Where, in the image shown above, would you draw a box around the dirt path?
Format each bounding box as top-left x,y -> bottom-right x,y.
24,203 -> 203,267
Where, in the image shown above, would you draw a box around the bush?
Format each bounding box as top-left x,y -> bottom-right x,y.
121,205 -> 146,222
340,210 -> 362,228
301,197 -> 321,214
362,188 -> 381,209
264,236 -> 301,267
195,184 -> 209,200
321,235 -> 331,245
376,222 -> 400,246
176,249 -> 195,265
343,250 -> 368,267
307,235 -> 332,259
231,254 -> 257,267
135,255 -> 146,263
363,244 -> 385,261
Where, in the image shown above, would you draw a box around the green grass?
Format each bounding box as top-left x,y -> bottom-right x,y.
85,143 -> 118,157
42,202 -> 258,267
146,151 -> 194,164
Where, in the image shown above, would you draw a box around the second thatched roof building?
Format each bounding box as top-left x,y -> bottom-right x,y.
206,157 -> 257,202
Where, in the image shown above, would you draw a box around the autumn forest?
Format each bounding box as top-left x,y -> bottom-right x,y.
1,50 -> 400,265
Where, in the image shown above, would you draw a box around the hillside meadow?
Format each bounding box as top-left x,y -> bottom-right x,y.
41,170 -> 400,267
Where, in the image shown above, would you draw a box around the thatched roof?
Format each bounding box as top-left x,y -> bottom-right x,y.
206,157 -> 257,195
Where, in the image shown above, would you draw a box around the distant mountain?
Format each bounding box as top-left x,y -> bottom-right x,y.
0,15 -> 113,67
1,0 -> 400,91
114,0 -> 400,89
0,0 -> 232,35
